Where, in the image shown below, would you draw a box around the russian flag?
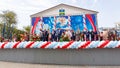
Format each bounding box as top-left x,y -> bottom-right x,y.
85,14 -> 97,32
31,17 -> 40,35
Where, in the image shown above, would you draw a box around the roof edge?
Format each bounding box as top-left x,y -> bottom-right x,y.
30,3 -> 99,17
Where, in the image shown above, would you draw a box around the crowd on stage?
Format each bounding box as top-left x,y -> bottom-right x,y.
0,29 -> 119,42
31,29 -> 119,42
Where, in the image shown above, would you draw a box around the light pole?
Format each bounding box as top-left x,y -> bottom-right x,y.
2,11 -> 6,39
10,24 -> 14,41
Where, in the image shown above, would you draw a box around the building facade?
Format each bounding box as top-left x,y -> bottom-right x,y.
30,4 -> 98,35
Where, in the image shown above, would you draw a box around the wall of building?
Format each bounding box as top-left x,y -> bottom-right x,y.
0,48 -> 120,65
31,4 -> 97,17
30,4 -> 99,33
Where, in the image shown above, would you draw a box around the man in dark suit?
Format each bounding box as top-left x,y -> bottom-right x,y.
86,31 -> 90,41
51,30 -> 55,41
45,30 -> 49,41
55,29 -> 61,42
71,30 -> 76,41
91,30 -> 94,41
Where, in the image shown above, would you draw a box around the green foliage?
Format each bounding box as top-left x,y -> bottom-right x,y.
0,10 -> 18,40
62,36 -> 70,41
0,23 -> 3,33
1,10 -> 17,25
23,25 -> 31,33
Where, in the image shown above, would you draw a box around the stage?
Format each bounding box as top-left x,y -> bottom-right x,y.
0,41 -> 120,65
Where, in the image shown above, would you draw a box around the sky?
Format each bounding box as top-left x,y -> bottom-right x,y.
0,0 -> 120,29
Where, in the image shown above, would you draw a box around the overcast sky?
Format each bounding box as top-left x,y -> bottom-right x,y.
0,0 -> 120,29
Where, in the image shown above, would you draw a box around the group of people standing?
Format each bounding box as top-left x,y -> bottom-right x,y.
0,29 -> 118,42
10,32 -> 30,42
32,29 -> 115,42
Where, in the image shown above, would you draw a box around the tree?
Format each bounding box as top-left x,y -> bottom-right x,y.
0,10 -> 17,25
0,23 -> 3,35
23,25 -> 31,33
0,10 -> 17,39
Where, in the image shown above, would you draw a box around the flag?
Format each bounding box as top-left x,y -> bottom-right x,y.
68,15 -> 71,28
85,14 -> 97,32
31,17 -> 40,35
40,17 -> 43,30
54,16 -> 56,30
83,15 -> 87,31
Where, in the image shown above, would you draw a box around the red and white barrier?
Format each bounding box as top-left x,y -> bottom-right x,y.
0,41 -> 120,49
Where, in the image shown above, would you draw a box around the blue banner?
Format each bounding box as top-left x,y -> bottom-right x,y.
31,14 -> 97,35
70,15 -> 83,32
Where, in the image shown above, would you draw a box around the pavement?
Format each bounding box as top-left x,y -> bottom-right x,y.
0,61 -> 120,68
